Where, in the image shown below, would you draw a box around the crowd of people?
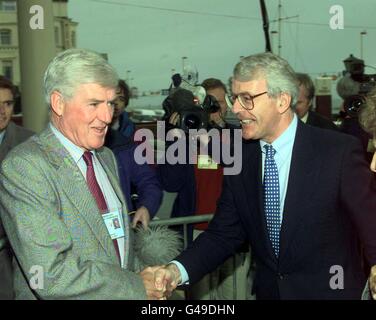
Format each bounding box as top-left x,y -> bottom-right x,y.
0,48 -> 375,300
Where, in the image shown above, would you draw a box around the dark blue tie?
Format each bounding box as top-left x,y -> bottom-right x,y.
263,144 -> 281,256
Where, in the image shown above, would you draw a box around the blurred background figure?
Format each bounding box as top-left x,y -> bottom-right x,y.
295,73 -> 338,131
157,77 -> 251,299
0,76 -> 34,300
105,80 -> 163,229
202,78 -> 237,130
111,79 -> 135,139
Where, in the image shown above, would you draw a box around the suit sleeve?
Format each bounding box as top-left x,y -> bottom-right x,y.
128,145 -> 163,218
0,153 -> 147,300
340,137 -> 376,266
175,175 -> 248,284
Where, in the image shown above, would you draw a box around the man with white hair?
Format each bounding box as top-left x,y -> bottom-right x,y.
0,49 -> 163,299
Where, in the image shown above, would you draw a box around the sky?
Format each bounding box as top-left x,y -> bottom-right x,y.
68,0 -> 376,109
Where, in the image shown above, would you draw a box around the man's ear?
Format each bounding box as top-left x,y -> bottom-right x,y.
50,91 -> 65,116
277,92 -> 292,114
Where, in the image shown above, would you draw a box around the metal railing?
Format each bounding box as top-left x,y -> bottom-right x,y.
150,214 -> 214,249
149,214 -> 250,300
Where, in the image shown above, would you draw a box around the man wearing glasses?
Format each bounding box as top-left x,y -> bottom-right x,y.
152,52 -> 376,300
0,76 -> 33,299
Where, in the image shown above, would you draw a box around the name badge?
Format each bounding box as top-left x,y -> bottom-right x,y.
197,155 -> 218,170
102,208 -> 125,240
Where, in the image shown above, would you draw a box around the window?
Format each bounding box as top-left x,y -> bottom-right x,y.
55,27 -> 60,45
1,1 -> 16,11
0,29 -> 11,45
2,60 -> 13,81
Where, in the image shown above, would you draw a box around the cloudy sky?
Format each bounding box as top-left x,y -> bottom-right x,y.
68,0 -> 376,108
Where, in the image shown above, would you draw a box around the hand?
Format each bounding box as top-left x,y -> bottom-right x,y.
209,111 -> 225,128
139,266 -> 167,300
370,265 -> 376,299
154,263 -> 181,297
132,206 -> 150,229
370,151 -> 376,173
169,112 -> 180,126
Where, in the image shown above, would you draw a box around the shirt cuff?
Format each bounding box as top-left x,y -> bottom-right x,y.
170,260 -> 189,285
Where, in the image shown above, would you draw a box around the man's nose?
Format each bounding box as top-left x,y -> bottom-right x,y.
231,97 -> 242,114
98,103 -> 113,124
0,103 -> 6,115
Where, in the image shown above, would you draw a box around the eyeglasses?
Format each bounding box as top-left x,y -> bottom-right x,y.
231,91 -> 268,110
0,100 -> 14,108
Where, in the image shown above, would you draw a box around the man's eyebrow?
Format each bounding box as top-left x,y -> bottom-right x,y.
86,98 -> 117,104
87,98 -> 104,103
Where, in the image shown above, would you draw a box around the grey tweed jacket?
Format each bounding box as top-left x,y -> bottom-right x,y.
0,126 -> 147,299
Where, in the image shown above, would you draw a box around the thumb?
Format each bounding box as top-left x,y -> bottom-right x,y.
154,269 -> 166,291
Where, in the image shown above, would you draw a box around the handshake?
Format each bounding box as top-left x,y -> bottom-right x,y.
139,263 -> 183,300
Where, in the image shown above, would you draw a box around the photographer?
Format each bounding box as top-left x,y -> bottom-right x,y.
337,55 -> 375,163
157,78 -> 250,300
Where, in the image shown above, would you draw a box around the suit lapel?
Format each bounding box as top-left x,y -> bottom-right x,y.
0,123 -> 16,163
38,127 -> 118,262
279,121 -> 319,263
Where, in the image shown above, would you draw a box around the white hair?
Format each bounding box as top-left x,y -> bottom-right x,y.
43,48 -> 119,106
233,52 -> 299,108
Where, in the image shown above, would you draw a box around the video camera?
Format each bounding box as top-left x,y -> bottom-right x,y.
162,71 -> 221,132
336,54 -> 376,118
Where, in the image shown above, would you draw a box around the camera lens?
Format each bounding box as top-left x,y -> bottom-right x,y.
344,95 -> 366,118
184,114 -> 201,130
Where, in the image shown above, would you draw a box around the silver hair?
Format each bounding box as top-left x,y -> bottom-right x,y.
233,52 -> 299,108
43,48 -> 119,105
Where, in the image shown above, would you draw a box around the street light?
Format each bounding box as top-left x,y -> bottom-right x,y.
181,56 -> 188,72
360,31 -> 367,59
126,70 -> 131,82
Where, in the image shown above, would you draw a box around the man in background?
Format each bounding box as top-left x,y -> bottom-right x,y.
0,76 -> 34,299
295,72 -> 338,131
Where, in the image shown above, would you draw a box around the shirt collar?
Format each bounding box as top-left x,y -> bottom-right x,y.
260,113 -> 298,157
49,123 -> 96,164
301,111 -> 309,123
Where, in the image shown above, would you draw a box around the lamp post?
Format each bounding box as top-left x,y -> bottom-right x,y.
271,30 -> 278,54
181,56 -> 188,72
126,70 -> 131,83
360,31 -> 367,59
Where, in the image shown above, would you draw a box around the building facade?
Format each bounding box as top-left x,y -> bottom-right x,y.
0,0 -> 77,87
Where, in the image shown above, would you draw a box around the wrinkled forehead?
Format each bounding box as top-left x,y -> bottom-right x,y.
232,78 -> 267,93
0,87 -> 14,99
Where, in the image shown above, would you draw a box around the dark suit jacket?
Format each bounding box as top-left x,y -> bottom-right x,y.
306,110 -> 339,131
105,129 -> 163,217
176,120 -> 376,299
0,122 -> 34,300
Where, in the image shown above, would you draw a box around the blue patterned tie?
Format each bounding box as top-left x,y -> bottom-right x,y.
263,144 -> 281,257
